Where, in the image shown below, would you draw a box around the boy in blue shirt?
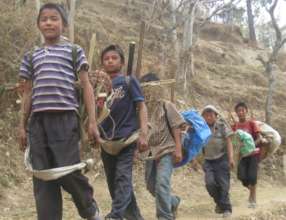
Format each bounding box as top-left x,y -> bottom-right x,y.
99,44 -> 148,220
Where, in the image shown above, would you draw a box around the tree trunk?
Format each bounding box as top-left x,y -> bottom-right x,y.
169,0 -> 180,69
265,63 -> 275,125
159,33 -> 168,76
177,1 -> 198,94
246,0 -> 257,46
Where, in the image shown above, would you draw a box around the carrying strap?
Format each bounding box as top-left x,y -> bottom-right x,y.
24,147 -> 94,181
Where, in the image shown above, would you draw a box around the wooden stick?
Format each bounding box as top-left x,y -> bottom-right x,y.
69,0 -> 76,43
141,79 -> 176,87
127,42 -> 136,76
171,83 -> 175,102
88,33 -> 97,70
135,21 -> 146,79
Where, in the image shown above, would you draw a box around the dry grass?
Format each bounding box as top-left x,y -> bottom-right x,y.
0,1 -> 38,84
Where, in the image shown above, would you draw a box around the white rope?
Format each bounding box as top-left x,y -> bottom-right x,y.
24,147 -> 94,181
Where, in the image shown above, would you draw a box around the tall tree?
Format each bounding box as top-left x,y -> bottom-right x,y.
246,0 -> 257,45
257,0 -> 286,125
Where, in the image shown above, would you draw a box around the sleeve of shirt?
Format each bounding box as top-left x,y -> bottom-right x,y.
19,52 -> 33,80
165,101 -> 185,129
75,45 -> 89,72
129,76 -> 144,102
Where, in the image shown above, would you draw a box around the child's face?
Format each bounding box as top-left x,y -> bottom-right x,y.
38,8 -> 64,42
235,106 -> 247,121
102,51 -> 123,74
202,111 -> 217,126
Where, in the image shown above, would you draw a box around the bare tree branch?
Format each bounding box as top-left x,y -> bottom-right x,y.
256,55 -> 267,68
269,0 -> 281,43
200,0 -> 241,27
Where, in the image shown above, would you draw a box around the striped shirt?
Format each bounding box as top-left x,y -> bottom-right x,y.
19,42 -> 88,112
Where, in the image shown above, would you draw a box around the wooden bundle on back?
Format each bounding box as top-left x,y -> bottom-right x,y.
141,79 -> 176,103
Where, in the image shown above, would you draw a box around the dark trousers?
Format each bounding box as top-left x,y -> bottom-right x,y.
237,155 -> 258,187
29,111 -> 97,220
203,155 -> 232,212
101,143 -> 143,220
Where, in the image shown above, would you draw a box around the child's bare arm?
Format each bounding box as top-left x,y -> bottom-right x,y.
79,70 -> 102,143
172,127 -> 183,164
137,101 -> 148,152
18,79 -> 32,151
226,136 -> 235,169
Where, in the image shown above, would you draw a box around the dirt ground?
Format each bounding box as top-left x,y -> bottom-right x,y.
1,165 -> 286,220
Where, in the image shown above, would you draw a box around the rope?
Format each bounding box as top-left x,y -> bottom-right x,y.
24,147 -> 95,181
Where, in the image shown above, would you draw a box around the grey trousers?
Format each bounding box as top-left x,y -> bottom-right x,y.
29,111 -> 98,220
203,154 -> 232,212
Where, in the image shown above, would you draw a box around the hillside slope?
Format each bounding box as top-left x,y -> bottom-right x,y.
0,0 -> 286,219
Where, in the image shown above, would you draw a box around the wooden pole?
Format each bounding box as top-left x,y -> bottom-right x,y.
135,21 -> 146,79
127,42 -> 136,76
69,0 -> 76,43
88,33 -> 97,70
171,83 -> 175,102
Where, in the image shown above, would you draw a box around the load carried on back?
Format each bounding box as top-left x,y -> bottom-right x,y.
231,121 -> 281,162
140,77 -> 211,167
176,109 -> 212,167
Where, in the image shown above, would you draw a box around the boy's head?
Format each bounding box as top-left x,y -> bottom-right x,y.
140,73 -> 162,103
234,102 -> 248,121
37,3 -> 68,42
202,105 -> 219,126
101,44 -> 125,74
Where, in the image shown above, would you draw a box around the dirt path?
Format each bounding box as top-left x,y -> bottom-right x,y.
1,169 -> 286,220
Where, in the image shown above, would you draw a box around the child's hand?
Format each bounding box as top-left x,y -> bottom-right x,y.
88,121 -> 103,145
137,133 -> 148,152
173,148 -> 183,164
18,126 -> 27,152
229,157 -> 235,169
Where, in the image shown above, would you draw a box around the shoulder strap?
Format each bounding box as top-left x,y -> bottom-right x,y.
71,44 -> 79,80
27,46 -> 39,75
163,102 -> 174,138
125,75 -> 132,98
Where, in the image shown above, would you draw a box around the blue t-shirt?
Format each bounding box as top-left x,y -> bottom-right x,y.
100,74 -> 144,140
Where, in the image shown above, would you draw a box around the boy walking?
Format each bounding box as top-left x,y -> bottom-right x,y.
232,102 -> 266,208
201,105 -> 234,218
141,73 -> 185,220
99,44 -> 148,220
18,3 -> 101,220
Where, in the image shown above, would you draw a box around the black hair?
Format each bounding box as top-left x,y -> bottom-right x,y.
140,72 -> 160,83
101,44 -> 125,64
234,101 -> 248,112
37,3 -> 68,27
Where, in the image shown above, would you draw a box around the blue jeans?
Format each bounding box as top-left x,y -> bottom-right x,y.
145,153 -> 180,220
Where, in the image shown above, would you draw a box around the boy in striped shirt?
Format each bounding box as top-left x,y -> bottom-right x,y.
18,3 -> 101,220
